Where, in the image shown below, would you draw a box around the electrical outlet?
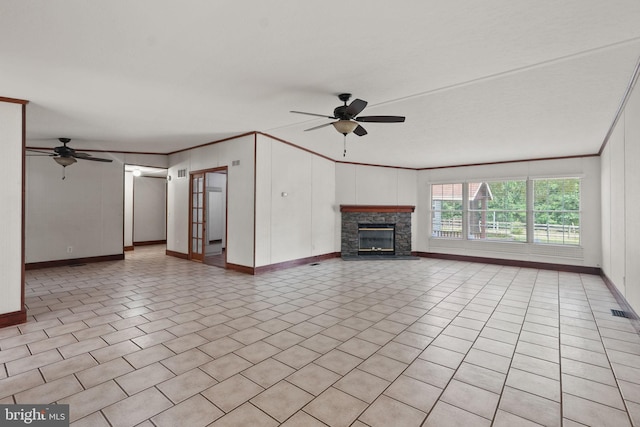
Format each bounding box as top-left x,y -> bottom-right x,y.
67,246 -> 73,253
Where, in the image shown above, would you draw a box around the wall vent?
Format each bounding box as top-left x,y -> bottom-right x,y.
611,309 -> 628,318
177,169 -> 187,178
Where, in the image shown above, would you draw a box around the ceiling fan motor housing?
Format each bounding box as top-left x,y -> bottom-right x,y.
333,106 -> 352,120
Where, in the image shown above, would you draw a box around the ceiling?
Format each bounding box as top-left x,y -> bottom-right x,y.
2,1 -> 640,169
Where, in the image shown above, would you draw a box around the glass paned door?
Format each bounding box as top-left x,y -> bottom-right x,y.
190,172 -> 205,262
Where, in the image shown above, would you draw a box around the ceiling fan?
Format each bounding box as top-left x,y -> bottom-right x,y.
291,93 -> 405,137
27,138 -> 113,179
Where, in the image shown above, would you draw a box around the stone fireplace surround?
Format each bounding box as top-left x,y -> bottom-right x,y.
340,205 -> 415,258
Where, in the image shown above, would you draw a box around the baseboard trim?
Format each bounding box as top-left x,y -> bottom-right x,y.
416,252 -> 601,275
0,309 -> 27,328
134,240 -> 166,246
226,263 -> 256,275
254,252 -> 341,274
600,273 -> 640,333
124,246 -> 134,251
165,250 -> 189,260
25,254 -> 125,270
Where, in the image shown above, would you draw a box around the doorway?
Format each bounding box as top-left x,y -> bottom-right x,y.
189,167 -> 228,268
124,165 -> 168,252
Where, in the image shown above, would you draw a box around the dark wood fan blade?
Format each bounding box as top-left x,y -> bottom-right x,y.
353,125 -> 368,136
72,152 -> 113,162
346,99 -> 367,116
79,157 -> 113,162
304,122 -> 334,132
355,115 -> 405,123
291,111 -> 336,119
26,149 -> 55,156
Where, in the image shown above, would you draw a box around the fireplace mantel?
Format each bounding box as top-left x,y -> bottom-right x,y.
340,205 -> 415,213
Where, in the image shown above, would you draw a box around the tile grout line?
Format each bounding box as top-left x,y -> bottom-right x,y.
13,251 -> 639,425
576,272 -> 635,426
483,268 -> 539,426
557,270 -> 564,425
241,260 -> 486,425
347,262 -> 501,425
387,263 -> 513,426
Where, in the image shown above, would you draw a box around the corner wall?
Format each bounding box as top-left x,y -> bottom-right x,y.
254,134 -> 336,267
601,69 -> 640,312
0,99 -> 25,323
124,171 -> 134,247
166,134 -> 255,267
335,163 -> 418,253
25,152 -> 167,264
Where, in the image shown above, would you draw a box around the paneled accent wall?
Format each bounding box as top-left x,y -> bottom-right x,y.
601,66 -> 640,313
0,98 -> 26,326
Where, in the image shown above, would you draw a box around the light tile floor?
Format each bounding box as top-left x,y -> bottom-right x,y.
2,245 -> 640,426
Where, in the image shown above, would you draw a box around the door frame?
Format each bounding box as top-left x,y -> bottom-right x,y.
188,166 -> 228,265
188,171 -> 205,262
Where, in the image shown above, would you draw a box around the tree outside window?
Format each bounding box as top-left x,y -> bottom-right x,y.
533,178 -> 580,245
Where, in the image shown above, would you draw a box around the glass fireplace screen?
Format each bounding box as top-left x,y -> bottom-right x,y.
358,224 -> 395,254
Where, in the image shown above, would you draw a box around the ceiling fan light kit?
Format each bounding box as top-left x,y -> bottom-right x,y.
53,156 -> 77,167
332,120 -> 359,135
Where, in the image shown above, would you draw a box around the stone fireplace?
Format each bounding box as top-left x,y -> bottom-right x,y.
340,205 -> 415,258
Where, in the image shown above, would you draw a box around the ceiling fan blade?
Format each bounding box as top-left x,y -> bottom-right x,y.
355,115 -> 406,123
353,125 -> 368,136
78,156 -> 113,163
26,149 -> 55,156
291,111 -> 336,119
346,99 -> 368,116
304,122 -> 334,132
72,152 -> 113,162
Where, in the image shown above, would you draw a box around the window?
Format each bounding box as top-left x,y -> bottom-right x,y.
431,184 -> 463,238
468,180 -> 526,242
533,178 -> 580,245
429,178 -> 581,246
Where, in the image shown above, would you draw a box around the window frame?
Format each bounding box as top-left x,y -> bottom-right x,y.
531,177 -> 581,246
429,177 -> 582,247
430,183 -> 465,239
467,179 -> 527,243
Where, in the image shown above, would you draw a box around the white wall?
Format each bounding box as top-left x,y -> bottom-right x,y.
166,134 -> 255,267
124,171 -> 134,247
254,134 -> 336,266
25,152 -> 167,263
207,172 -> 227,247
602,76 -> 640,312
0,101 -> 24,315
418,157 -> 602,267
335,163 -> 418,252
133,176 -> 166,242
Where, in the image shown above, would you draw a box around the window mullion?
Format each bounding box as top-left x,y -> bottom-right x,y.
462,183 -> 469,240
526,179 -> 533,243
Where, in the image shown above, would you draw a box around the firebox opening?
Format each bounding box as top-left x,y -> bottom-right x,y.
358,223 -> 395,255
